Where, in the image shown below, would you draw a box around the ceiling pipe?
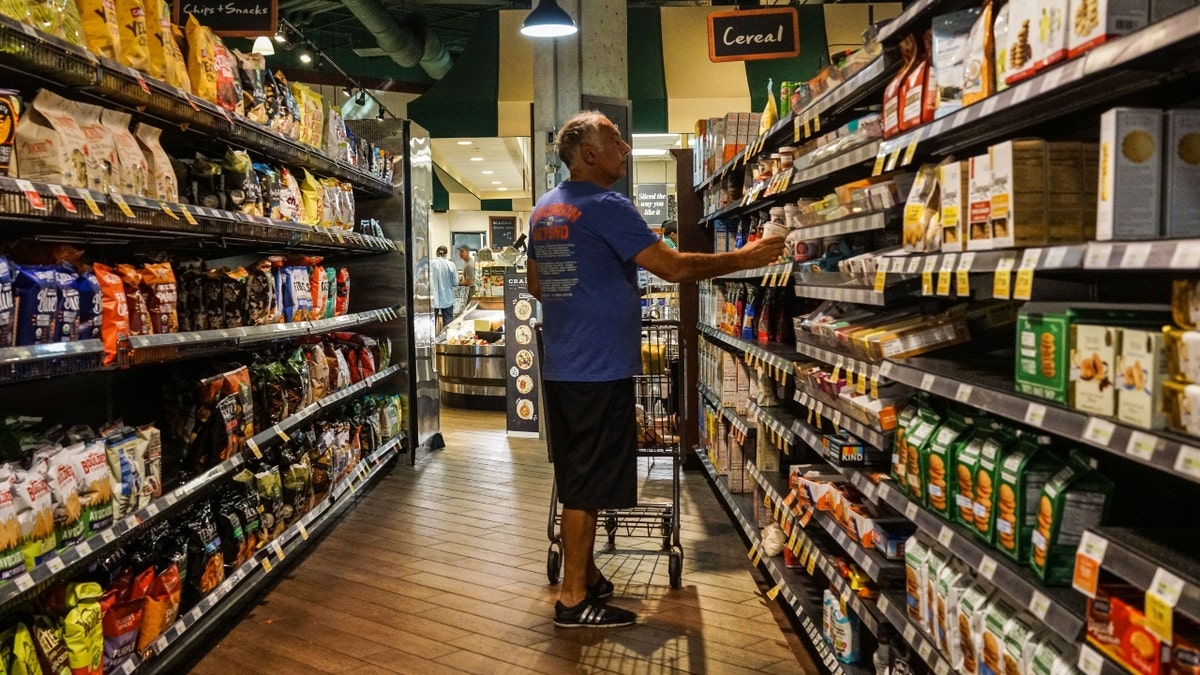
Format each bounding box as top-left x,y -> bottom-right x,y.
335,0 -> 451,79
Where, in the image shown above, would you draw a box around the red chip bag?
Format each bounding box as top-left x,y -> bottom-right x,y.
335,267 -> 349,316
140,262 -> 178,334
115,263 -> 151,336
136,563 -> 181,655
101,589 -> 145,669
93,263 -> 129,366
128,566 -> 156,601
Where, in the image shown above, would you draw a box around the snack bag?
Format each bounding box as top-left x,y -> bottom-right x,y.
1030,457 -> 1113,585
0,472 -> 23,580
92,263 -> 129,366
280,266 -> 312,321
115,263 -> 150,336
210,33 -> 241,115
980,597 -> 1016,675
13,265 -> 59,346
0,256 -> 13,348
278,167 -> 301,221
12,622 -> 40,675
310,265 -> 328,317
957,582 -> 994,675
185,15 -> 217,104
28,0 -> 85,46
68,101 -> 114,194
69,441 -> 113,536
114,0 -> 148,72
134,123 -> 178,202
335,268 -> 349,316
135,563 -> 180,655
141,0 -> 167,80
222,149 -> 261,215
53,266 -> 79,343
324,267 -> 336,318
995,434 -> 1062,563
221,267 -> 249,328
166,22 -> 190,91
42,448 -> 85,548
103,428 -> 141,518
253,164 -> 280,219
936,561 -> 970,665
232,50 -> 266,124
182,506 -> 223,603
12,470 -> 56,569
139,262 -> 177,334
14,89 -> 91,188
72,271 -> 101,341
99,110 -> 147,197
299,170 -> 322,225
246,259 -> 277,325
905,534 -> 930,623
63,582 -> 103,675
30,614 -> 70,675
1001,612 -> 1037,675
324,105 -> 350,162
319,177 -> 339,226
135,425 -> 161,501
100,591 -> 143,668
76,0 -> 121,60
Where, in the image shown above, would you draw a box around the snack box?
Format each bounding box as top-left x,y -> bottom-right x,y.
1163,381 -> 1200,436
904,535 -> 931,623
1068,0 -> 1149,57
756,427 -> 779,473
1033,0 -> 1070,71
1097,107 -> 1163,241
1071,324 -> 1119,417
968,154 -> 994,250
958,582 -> 996,675
934,560 -> 969,657
872,517 -> 918,559
1118,328 -> 1167,430
903,408 -> 943,502
788,464 -> 843,501
979,596 -> 1018,675
1004,0 -> 1039,85
995,435 -> 1063,562
1172,616 -> 1200,675
924,546 -> 950,633
1163,109 -> 1200,238
989,139 -> 1049,249
822,432 -> 890,467
727,434 -> 752,494
1087,584 -> 1170,675
872,317 -> 972,361
940,160 -> 970,252
894,403 -> 921,486
1151,0 -> 1199,20
1029,458 -> 1114,585
1002,612 -> 1039,675
1030,638 -> 1073,675
972,426 -> 1019,545
925,414 -> 971,519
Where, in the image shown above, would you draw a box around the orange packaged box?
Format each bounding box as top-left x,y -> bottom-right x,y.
1087,584 -> 1169,675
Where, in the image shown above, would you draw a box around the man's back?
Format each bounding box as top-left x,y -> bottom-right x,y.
430,257 -> 457,309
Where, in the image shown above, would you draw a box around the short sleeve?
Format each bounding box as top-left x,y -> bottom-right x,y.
594,194 -> 661,262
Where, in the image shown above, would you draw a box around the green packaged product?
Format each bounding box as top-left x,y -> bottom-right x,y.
11,622 -> 40,675
925,411 -> 972,520
972,425 -> 1018,544
995,434 -> 1063,562
904,535 -> 930,624
952,422 -> 993,528
1029,455 -> 1114,585
893,402 -> 921,489
62,582 -> 102,675
979,598 -> 1017,675
904,408 -> 943,504
1001,612 -> 1039,675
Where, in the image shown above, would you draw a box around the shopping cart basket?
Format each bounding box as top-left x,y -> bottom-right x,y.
540,320 -> 685,589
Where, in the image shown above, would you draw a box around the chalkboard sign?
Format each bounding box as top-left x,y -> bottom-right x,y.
489,216 -> 517,248
176,0 -> 277,37
708,7 -> 800,63
635,183 -> 668,226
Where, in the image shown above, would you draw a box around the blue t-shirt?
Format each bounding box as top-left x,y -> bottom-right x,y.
528,181 -> 660,382
429,256 -> 458,309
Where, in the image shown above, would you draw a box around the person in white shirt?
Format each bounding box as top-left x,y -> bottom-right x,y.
430,246 -> 459,329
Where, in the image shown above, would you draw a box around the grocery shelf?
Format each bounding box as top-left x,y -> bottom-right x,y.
698,324 -> 797,381
0,340 -> 106,384
696,450 -> 854,675
747,400 -> 801,452
792,385 -> 894,451
795,208 -> 898,243
881,4 -> 1200,159
129,435 -> 404,674
842,470 -> 1087,643
880,355 -> 1200,488
876,0 -> 973,43
0,13 -> 97,86
697,381 -> 756,439
793,333 -> 882,377
713,261 -> 794,283
794,270 -> 919,306
1076,526 -> 1200,627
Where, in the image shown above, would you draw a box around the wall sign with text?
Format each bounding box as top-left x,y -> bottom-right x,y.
707,7 -> 800,63
489,215 -> 517,248
635,183 -> 668,226
176,0 -> 277,37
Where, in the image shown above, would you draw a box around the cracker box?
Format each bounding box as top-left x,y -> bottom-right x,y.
973,426 -> 1018,545
1088,584 -> 1170,675
905,535 -> 931,623
1030,639 -> 1072,675
934,560 -> 969,657
1046,141 -> 1094,243
940,160 -> 970,252
1071,323 -> 1118,416
1029,459 -> 1114,585
873,517 -> 917,559
989,139 -> 1051,248
1002,612 -> 1039,675
1097,107 -> 1163,241
904,409 -> 943,503
957,583 -> 995,675
1163,109 -> 1200,238
894,403 -> 920,487
1033,0 -> 1070,71
721,351 -> 738,408
1015,304 -> 1071,403
727,433 -> 751,494
756,427 -> 779,473
980,597 -> 1017,675
1163,381 -> 1200,435
924,546 -> 949,633
1117,328 -> 1167,429
968,154 -> 994,250
1164,328 -> 1200,382
926,413 -> 970,519
995,435 -> 1063,562
954,429 -> 989,528
736,360 -> 751,416
1068,0 -> 1149,57
1004,0 -> 1039,85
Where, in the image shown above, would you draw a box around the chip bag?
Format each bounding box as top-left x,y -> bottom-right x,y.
335,268 -> 349,316
299,169 -> 321,225
92,263 -> 129,366
72,270 -> 100,341
135,563 -> 180,655
42,448 -> 85,548
53,266 -> 78,343
28,0 -> 85,46
14,89 -> 91,188
69,441 -> 113,537
12,469 -> 56,570
13,265 -> 59,346
185,15 -> 216,104
63,582 -> 103,675
100,591 -> 142,669
134,123 -> 178,202
136,425 -> 161,501
100,109 -> 147,197
0,472 -> 24,580
67,101 -> 114,194
113,0 -> 148,71
210,33 -> 241,115
103,428 -> 141,518
278,167 -> 301,222
246,259 -> 277,325
140,262 -> 177,334
232,49 -> 266,124
0,256 -> 14,348
115,263 -> 150,336
76,0 -> 121,60
12,621 -> 40,675
166,22 -> 190,91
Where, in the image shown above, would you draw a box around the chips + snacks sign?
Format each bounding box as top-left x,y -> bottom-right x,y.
176,0 -> 277,38
707,7 -> 800,63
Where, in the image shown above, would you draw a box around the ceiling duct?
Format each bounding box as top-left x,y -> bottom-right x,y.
334,0 -> 452,79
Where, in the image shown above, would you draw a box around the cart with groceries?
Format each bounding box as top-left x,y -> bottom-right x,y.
542,320 -> 685,589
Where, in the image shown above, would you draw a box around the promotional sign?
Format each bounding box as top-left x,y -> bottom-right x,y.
175,0 -> 277,37
636,183 -> 669,226
707,7 -> 800,63
505,274 -> 540,435
489,215 -> 517,248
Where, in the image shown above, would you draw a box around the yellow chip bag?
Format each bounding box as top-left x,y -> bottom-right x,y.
299,169 -> 321,226
115,0 -> 148,72
0,0 -> 26,22
290,82 -> 324,149
76,0 -> 120,60
167,22 -> 190,91
142,0 -> 167,79
185,14 -> 216,103
29,0 -> 85,46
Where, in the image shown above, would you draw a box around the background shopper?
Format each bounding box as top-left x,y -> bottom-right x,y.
430,245 -> 459,330
458,245 -> 477,302
527,110 -> 785,629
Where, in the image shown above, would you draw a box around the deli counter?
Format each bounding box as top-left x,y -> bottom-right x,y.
435,306 -> 507,410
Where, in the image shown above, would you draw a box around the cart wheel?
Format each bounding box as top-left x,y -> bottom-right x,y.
605,514 -> 618,547
547,544 -> 562,585
660,516 -> 672,551
669,549 -> 683,589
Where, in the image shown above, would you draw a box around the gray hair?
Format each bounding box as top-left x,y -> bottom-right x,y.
556,111 -> 610,169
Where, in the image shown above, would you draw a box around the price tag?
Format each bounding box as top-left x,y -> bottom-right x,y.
1146,567 -> 1185,642
937,254 -> 957,296
1023,403 -> 1047,427
14,180 -> 46,210
794,116 -> 802,142
1042,246 -> 1070,269
79,191 -> 102,216
273,425 -> 291,442
1028,590 -> 1051,620
14,574 -> 33,592
918,641 -> 933,660
902,132 -> 922,167
1013,267 -> 1035,301
878,483 -> 892,501
99,529 -> 116,544
993,254 -> 1016,299
955,384 -> 974,403
832,410 -> 843,430
935,660 -> 951,675
245,438 -> 263,459
1073,530 -> 1109,597
47,184 -> 77,213
937,525 -> 954,548
748,540 -> 759,561
871,367 -> 881,399
904,624 -> 917,644
979,555 -> 998,581
906,256 -> 922,274
1120,242 -> 1153,269
905,502 -> 919,520
957,252 -> 975,296
921,373 -> 936,391
1126,431 -> 1159,462
145,502 -> 160,517
856,366 -> 868,395
46,556 -> 65,574
109,192 -> 135,218
833,356 -> 844,383
872,147 -> 887,177
1085,243 -> 1114,269
261,557 -> 273,573
271,540 -> 286,560
922,265 -> 934,295
878,595 -> 891,615
885,144 -> 902,172
1175,445 -> 1200,480
158,201 -> 179,220
1171,242 -> 1200,269
1083,417 -> 1116,447
874,269 -> 887,293
982,97 -> 1000,117
180,206 -> 198,225
812,114 -> 820,133
766,580 -> 784,600
806,548 -> 817,574
1078,645 -> 1105,675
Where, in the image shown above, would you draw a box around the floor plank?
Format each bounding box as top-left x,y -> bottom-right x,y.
186,408 -> 818,674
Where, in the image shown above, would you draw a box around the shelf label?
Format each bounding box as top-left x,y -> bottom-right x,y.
1120,243 -> 1153,269
15,180 -> 46,211
1014,249 -> 1040,300
937,254 -> 957,296
766,581 -> 784,600
1024,403 -> 1048,427
1146,567 -> 1185,643
47,184 -> 77,213
1073,531 -> 1109,597
271,540 -> 285,560
937,525 -> 954,548
1085,243 -> 1114,269
46,557 -> 65,574
905,502 -> 919,520
979,555 -> 998,581
918,641 -> 933,661
955,384 -> 974,403
878,483 -> 892,501
158,201 -> 179,220
180,206 -> 198,225
906,256 -> 922,274
1028,590 -> 1051,620
874,269 -> 887,293
1171,242 -> 1200,269
109,193 -> 135,218
920,373 -> 936,391
993,254 -> 1016,299
14,575 -> 32,592
833,356 -> 844,384
245,438 -> 263,459
902,132 -> 922,167
1126,431 -> 1159,462
935,660 -> 951,675
903,624 -> 917,644
1175,445 -> 1200,480
261,556 -> 273,573
878,595 -> 891,615
1043,246 -> 1070,269
956,252 -> 975,296
1083,417 -> 1116,447
885,144 -> 903,172
748,540 -> 759,561
1079,645 -> 1105,675
856,366 -> 868,395
273,425 -> 291,442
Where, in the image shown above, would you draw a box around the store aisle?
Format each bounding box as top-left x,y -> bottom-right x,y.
187,408 -> 817,674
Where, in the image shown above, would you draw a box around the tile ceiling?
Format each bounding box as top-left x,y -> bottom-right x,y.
431,137 -> 532,200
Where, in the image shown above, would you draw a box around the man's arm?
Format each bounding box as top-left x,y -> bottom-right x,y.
632,236 -> 786,284
459,263 -> 474,286
527,258 -> 540,300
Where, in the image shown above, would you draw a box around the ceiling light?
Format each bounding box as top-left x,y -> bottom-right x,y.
490,181 -> 503,185
520,0 -> 577,38
481,170 -> 494,175
497,187 -> 509,191
355,91 -> 366,105
631,148 -> 669,157
298,48 -> 313,64
456,141 -> 472,146
274,27 -> 288,43
252,36 -> 275,56
469,156 -> 484,162
342,84 -> 353,97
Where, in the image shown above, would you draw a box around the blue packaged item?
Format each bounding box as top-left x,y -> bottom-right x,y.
13,265 -> 59,345
280,266 -> 312,322
74,271 -> 101,340
0,256 -> 12,348
54,265 -> 79,342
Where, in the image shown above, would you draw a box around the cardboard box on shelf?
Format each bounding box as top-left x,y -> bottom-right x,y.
736,361 -> 751,416
1118,328 -> 1167,429
995,435 -> 1063,562
1068,0 -> 1149,57
989,139 -> 1050,248
1087,584 -> 1170,675
1033,0 -> 1070,71
1004,0 -> 1039,84
1097,107 -> 1163,240
756,428 -> 779,473
968,154 -> 994,250
1163,109 -> 1200,237
940,160 -> 970,252
1070,323 -> 1119,416
1151,0 -> 1199,19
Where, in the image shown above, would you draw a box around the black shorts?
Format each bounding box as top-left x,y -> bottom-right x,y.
544,378 -> 638,510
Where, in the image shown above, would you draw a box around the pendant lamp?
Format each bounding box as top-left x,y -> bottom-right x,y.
520,0 -> 577,38
252,36 -> 275,55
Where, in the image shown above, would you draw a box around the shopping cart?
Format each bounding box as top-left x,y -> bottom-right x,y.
541,320 -> 685,589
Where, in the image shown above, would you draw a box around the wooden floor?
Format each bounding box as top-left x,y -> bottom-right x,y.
187,407 -> 819,674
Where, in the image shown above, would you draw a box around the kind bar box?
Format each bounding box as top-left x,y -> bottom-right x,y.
1068,0 -> 1149,57
989,140 -> 1050,248
1164,109 -> 1200,237
968,154 -> 993,250
1071,324 -> 1118,416
1117,328 -> 1167,429
995,435 -> 1063,562
1098,107 -> 1163,240
940,160 -> 970,252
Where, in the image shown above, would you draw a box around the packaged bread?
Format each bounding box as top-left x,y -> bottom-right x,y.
134,122 -> 177,202
76,0 -> 121,60
14,89 -> 90,188
70,100 -> 115,194
114,0 -> 148,72
101,109 -> 147,197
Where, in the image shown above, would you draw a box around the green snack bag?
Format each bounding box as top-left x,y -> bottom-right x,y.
11,622 -> 41,675
893,402 -> 920,489
29,616 -> 68,675
995,434 -> 1063,562
972,426 -> 1018,544
952,422 -> 993,528
904,409 -> 943,504
926,412 -> 972,519
1029,456 -> 1114,585
324,267 -> 336,319
62,583 -> 102,675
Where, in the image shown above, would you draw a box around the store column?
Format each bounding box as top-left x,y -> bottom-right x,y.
530,0 -> 628,200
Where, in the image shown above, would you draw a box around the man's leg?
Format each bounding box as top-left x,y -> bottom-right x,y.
558,506 -> 597,607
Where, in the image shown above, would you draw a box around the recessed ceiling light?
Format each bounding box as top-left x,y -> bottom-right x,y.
456,140 -> 472,145
481,170 -> 494,175
469,157 -> 484,162
497,187 -> 508,191
490,180 -> 503,185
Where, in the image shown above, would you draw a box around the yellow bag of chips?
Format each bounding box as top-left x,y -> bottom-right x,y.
142,0 -> 167,79
186,14 -> 216,103
76,0 -> 120,59
29,0 -> 85,46
115,0 -> 148,72
290,83 -> 324,149
0,0 -> 26,22
168,22 -> 190,91
300,169 -> 322,225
